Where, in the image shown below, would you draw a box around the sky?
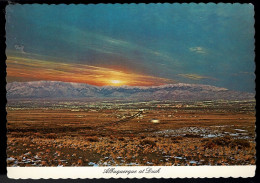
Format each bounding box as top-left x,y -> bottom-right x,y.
5,4 -> 255,92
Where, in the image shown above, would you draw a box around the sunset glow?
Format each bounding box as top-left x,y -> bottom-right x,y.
109,80 -> 123,86
6,56 -> 175,86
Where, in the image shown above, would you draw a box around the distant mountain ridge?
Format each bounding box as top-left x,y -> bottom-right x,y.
6,81 -> 254,101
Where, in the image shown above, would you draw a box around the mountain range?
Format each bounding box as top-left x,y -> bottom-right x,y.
6,81 -> 255,101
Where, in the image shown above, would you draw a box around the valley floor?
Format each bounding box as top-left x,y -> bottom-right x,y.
6,100 -> 256,166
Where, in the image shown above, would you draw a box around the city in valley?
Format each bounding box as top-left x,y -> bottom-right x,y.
7,99 -> 256,166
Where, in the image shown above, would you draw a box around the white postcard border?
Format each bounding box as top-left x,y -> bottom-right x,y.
7,166 -> 256,179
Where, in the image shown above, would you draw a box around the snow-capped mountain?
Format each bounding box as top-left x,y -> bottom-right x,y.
6,81 -> 254,101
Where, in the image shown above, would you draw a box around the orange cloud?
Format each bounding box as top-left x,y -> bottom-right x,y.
7,56 -> 175,86
178,73 -> 216,81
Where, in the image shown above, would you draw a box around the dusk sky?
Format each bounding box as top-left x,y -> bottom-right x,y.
6,4 -> 255,92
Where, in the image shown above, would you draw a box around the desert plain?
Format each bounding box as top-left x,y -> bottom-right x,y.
7,99 -> 256,166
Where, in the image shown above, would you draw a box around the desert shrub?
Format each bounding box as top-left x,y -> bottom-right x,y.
140,139 -> 156,147
229,139 -> 250,148
34,132 -> 43,138
204,141 -> 217,149
171,136 -> 183,141
10,132 -> 25,138
201,138 -> 209,142
46,133 -> 57,139
172,140 -> 180,143
248,132 -> 254,136
204,136 -> 250,149
87,136 -> 99,142
212,136 -> 232,146
184,134 -> 201,138
203,136 -> 232,148
118,137 -> 125,141
140,135 -> 146,139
